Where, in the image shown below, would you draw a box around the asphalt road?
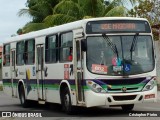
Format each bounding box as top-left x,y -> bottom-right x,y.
0,91 -> 160,120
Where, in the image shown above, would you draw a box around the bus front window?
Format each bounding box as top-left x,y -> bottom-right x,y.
86,36 -> 154,76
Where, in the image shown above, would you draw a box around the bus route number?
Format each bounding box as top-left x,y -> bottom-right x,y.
92,64 -> 107,74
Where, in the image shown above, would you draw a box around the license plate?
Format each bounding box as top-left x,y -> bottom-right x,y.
145,94 -> 155,99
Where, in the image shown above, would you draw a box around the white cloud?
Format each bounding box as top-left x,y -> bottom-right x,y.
0,0 -> 31,43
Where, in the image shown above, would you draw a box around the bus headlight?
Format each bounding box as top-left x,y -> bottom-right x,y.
142,79 -> 156,91
86,80 -> 106,93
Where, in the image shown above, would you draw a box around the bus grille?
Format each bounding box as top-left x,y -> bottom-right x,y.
100,77 -> 147,93
112,95 -> 137,101
108,87 -> 139,93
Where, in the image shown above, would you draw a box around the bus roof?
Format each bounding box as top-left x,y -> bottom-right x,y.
3,17 -> 148,44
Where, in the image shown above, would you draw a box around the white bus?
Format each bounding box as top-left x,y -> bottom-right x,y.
2,17 -> 157,114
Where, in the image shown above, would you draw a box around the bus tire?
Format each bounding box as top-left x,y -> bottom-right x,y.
19,85 -> 29,108
121,104 -> 134,111
61,87 -> 74,114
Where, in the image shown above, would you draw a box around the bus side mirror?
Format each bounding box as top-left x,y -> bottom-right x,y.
81,39 -> 87,51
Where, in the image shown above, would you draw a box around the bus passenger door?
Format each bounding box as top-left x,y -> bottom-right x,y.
36,45 -> 45,103
11,49 -> 16,97
75,40 -> 84,103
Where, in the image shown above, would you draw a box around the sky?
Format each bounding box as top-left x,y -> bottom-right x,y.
0,0 -> 133,45
0,0 -> 31,44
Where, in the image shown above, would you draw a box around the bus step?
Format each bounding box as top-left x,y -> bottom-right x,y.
38,100 -> 45,104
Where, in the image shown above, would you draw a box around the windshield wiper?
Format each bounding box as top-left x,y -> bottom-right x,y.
130,33 -> 139,60
102,34 -> 119,58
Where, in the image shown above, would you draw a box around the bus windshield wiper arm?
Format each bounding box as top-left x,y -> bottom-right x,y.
102,34 -> 119,58
130,33 -> 139,60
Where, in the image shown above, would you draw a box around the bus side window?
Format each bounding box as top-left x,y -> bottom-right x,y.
3,55 -> 6,65
16,41 -> 25,65
3,44 -> 10,66
25,39 -> 35,65
45,35 -> 57,63
60,32 -> 73,62
68,47 -> 73,61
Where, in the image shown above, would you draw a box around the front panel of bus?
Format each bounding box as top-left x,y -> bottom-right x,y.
83,19 -> 157,107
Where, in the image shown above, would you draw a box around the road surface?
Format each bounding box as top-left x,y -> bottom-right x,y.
0,91 -> 160,119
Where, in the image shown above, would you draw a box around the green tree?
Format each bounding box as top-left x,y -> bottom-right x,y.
18,0 -> 137,33
127,0 -> 154,23
127,0 -> 160,40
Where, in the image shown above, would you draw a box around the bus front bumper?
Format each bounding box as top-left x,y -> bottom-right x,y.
85,86 -> 157,107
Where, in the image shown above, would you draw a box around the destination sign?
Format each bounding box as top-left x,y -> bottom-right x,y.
101,23 -> 136,30
86,20 -> 151,34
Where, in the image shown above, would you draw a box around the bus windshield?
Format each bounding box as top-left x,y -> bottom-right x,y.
86,35 -> 154,76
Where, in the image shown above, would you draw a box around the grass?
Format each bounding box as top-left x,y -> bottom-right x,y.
0,85 -> 3,91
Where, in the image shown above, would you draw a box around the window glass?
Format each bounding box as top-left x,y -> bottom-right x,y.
48,36 -> 56,48
5,45 -> 10,54
25,40 -> 35,64
3,44 -> 10,66
16,41 -> 24,65
45,35 -> 57,63
86,36 -> 154,76
60,32 -> 73,62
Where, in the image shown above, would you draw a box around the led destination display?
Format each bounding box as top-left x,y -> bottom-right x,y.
86,20 -> 151,33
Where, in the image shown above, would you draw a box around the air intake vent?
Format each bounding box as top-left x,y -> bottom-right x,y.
113,95 -> 137,101
108,87 -> 139,93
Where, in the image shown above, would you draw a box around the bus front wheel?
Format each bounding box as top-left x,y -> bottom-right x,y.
121,104 -> 134,111
61,87 -> 74,114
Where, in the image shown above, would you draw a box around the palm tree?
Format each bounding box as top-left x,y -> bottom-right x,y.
18,0 -> 59,33
18,0 -> 138,33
